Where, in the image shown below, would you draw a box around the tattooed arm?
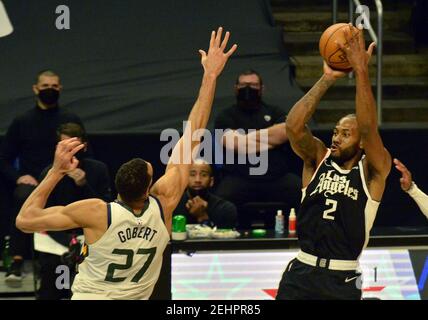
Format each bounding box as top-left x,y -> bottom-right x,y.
285,62 -> 346,187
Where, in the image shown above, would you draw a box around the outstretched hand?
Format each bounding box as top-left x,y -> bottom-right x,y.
394,158 -> 413,191
336,23 -> 376,73
199,27 -> 238,78
52,138 -> 85,174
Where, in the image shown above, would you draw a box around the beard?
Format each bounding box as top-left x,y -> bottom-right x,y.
331,144 -> 361,165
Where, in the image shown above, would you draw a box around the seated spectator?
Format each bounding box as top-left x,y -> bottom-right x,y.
174,160 -> 237,229
214,69 -> 301,228
35,123 -> 111,300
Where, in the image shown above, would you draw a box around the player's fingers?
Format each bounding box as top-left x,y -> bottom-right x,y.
209,30 -> 215,49
225,43 -> 238,57
395,165 -> 405,173
65,141 -> 83,154
220,31 -> 230,50
70,143 -> 85,156
357,24 -> 365,49
336,40 -> 347,51
367,42 -> 376,58
214,26 -> 223,47
199,49 -> 207,60
349,23 -> 357,42
71,156 -> 79,168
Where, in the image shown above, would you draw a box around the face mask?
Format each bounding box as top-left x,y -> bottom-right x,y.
188,187 -> 209,200
38,88 -> 60,106
236,86 -> 261,110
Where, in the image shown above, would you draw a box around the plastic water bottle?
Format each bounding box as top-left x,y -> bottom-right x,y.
288,208 -> 296,236
2,235 -> 12,269
275,210 -> 284,235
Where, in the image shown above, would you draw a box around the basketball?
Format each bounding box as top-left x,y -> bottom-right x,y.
319,23 -> 359,71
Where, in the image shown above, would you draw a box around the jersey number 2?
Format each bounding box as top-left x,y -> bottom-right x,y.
323,199 -> 337,221
105,247 -> 157,283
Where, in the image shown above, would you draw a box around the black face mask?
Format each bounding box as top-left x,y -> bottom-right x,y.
188,187 -> 209,200
38,88 -> 60,106
236,86 -> 261,110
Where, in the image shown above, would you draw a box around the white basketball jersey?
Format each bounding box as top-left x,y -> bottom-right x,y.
72,196 -> 169,300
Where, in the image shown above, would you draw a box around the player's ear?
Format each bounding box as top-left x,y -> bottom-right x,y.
209,177 -> 214,188
359,139 -> 364,150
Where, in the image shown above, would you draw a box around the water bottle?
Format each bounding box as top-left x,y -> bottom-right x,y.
275,210 -> 284,235
288,208 -> 296,236
2,235 -> 12,269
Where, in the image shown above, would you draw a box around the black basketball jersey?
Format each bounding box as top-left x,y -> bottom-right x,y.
297,149 -> 379,260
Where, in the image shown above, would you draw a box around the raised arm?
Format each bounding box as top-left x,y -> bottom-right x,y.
394,158 -> 428,219
16,138 -> 106,235
286,63 -> 346,185
150,27 -> 237,233
339,24 -> 391,181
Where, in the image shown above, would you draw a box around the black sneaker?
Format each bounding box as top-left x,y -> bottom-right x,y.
5,259 -> 23,287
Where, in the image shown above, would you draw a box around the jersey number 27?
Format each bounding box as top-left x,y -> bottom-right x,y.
105,247 -> 157,283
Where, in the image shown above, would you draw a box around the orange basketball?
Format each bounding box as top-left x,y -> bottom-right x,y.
319,23 -> 359,71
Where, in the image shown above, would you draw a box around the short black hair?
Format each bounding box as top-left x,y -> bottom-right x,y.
115,158 -> 152,204
57,123 -> 87,143
36,70 -> 60,84
235,69 -> 263,86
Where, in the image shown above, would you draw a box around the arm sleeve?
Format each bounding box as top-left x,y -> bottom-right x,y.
407,182 -> 428,219
0,119 -> 22,183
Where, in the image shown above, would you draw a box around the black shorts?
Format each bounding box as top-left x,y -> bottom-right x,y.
276,258 -> 362,300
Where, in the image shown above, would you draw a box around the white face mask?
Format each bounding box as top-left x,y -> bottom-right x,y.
0,1 -> 13,38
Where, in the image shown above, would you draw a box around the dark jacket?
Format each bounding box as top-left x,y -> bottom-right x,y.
174,190 -> 237,229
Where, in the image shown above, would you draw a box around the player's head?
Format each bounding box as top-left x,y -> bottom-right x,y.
331,114 -> 363,164
115,158 -> 153,206
188,159 -> 213,197
33,70 -> 62,108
